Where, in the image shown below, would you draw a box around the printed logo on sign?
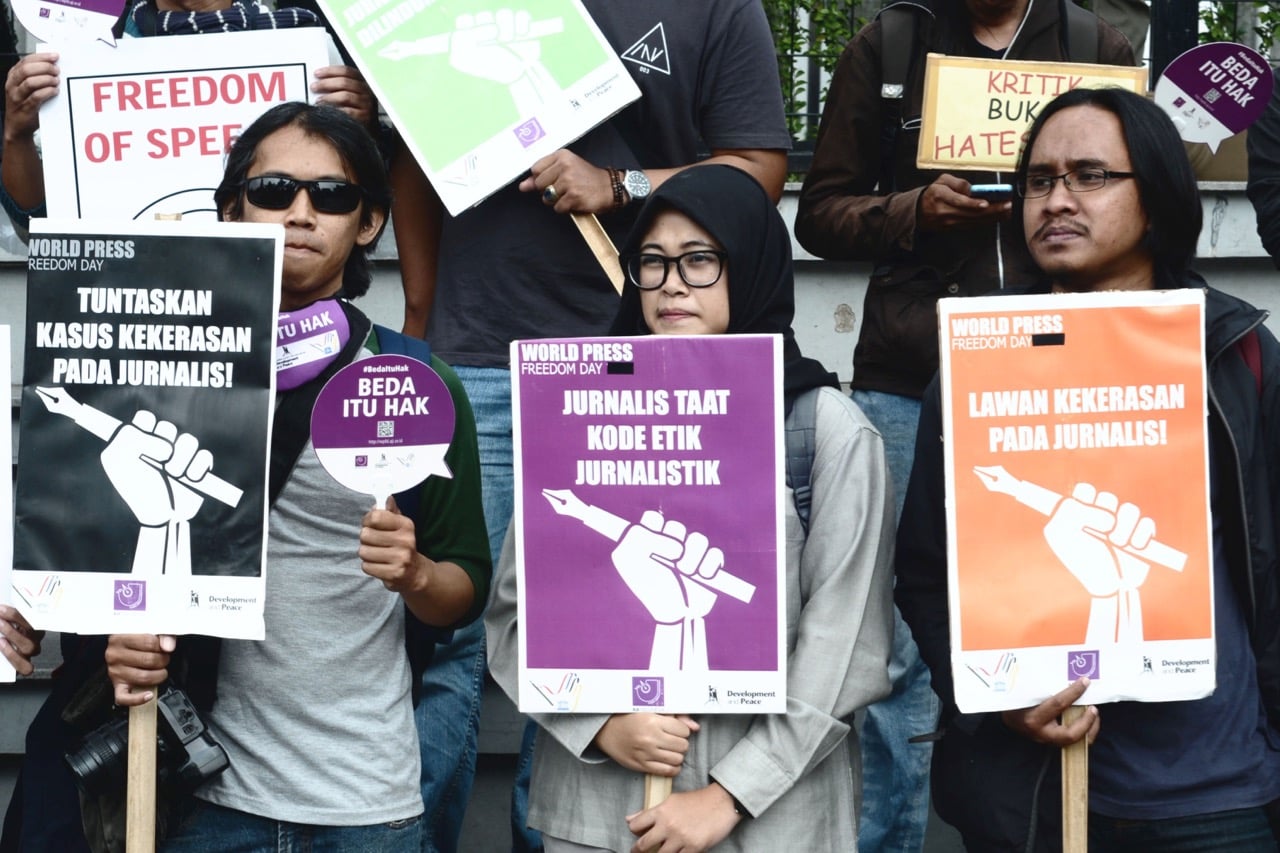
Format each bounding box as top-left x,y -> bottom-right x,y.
13,575 -> 63,612
621,23 -> 672,75
706,686 -> 719,705
39,7 -> 50,16
114,581 -> 146,611
514,119 -> 546,148
1160,656 -> 1211,675
1067,650 -> 1100,680
1143,656 -> 1153,674
633,677 -> 664,706
966,652 -> 1018,693
377,421 -> 395,439
355,455 -> 368,467
530,673 -> 583,711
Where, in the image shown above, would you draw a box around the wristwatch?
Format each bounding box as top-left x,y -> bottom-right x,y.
622,169 -> 651,203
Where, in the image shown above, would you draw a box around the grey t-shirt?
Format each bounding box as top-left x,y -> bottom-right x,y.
196,367 -> 421,824
428,0 -> 793,367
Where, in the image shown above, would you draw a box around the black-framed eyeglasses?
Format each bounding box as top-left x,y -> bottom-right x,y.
1017,168 -> 1136,199
242,176 -> 364,214
623,250 -> 728,290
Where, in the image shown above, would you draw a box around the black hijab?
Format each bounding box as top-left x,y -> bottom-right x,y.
609,164 -> 838,414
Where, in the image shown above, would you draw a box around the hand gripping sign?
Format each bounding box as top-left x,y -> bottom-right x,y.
311,354 -> 456,507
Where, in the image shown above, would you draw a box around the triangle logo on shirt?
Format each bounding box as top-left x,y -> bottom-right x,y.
621,22 -> 671,75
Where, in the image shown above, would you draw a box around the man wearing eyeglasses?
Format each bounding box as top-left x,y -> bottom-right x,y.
793,5 -> 1136,850
896,87 -> 1280,852
93,102 -> 491,851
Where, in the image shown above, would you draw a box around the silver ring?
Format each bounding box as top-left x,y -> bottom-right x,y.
542,186 -> 559,205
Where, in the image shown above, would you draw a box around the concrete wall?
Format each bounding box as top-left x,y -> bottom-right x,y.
2,182 -> 1278,809
3,183 -> 1278,399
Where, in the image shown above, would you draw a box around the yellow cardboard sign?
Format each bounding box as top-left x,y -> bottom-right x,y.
918,54 -> 1147,171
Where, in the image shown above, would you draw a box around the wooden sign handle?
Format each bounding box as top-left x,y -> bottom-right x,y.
643,773 -> 672,809
127,697 -> 158,853
571,213 -> 624,295
639,773 -> 673,853
1061,705 -> 1088,853
126,209 -> 179,853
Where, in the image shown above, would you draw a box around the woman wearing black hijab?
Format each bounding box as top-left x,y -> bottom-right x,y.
488,165 -> 896,851
610,164 -> 841,416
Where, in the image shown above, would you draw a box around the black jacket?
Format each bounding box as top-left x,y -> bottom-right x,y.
795,0 -> 1135,399
895,276 -> 1280,851
1247,67 -> 1280,267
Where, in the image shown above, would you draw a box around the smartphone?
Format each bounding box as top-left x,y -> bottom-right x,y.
969,183 -> 1014,202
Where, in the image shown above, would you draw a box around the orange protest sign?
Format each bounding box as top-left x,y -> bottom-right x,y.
918,54 -> 1147,172
939,290 -> 1213,714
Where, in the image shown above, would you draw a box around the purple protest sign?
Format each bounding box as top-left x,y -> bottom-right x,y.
276,300 -> 350,391
13,0 -> 124,45
311,354 -> 455,505
512,335 -> 787,714
1156,42 -> 1274,151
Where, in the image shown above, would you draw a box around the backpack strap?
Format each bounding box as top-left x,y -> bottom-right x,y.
1062,0 -> 1099,64
785,388 -> 822,536
876,3 -> 928,193
373,323 -> 432,362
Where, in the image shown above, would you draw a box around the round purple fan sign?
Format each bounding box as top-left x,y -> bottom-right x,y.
1156,42 -> 1273,151
311,355 -> 455,505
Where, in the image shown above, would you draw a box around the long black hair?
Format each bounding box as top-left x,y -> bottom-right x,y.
1012,87 -> 1202,284
215,101 -> 391,299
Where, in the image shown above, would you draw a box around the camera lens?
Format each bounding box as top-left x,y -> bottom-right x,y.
65,716 -> 129,796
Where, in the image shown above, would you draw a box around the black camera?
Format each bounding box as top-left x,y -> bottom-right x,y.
65,687 -> 229,797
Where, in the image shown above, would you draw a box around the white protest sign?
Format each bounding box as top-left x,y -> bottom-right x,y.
39,28 -> 332,221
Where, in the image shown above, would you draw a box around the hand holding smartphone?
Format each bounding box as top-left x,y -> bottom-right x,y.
969,183 -> 1013,202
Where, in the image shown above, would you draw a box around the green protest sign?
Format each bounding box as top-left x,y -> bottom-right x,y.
316,0 -> 640,214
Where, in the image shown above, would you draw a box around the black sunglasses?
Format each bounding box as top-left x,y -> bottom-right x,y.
242,176 -> 364,214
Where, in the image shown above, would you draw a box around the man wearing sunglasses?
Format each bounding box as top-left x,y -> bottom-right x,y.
95,103 -> 491,851
897,87 -> 1280,852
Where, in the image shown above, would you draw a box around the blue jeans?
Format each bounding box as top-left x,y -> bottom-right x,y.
440,366 -> 543,853
417,618 -> 485,853
1089,806 -> 1279,852
416,366 -> 515,853
162,800 -> 422,852
513,718 -> 542,852
851,389 -> 939,853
